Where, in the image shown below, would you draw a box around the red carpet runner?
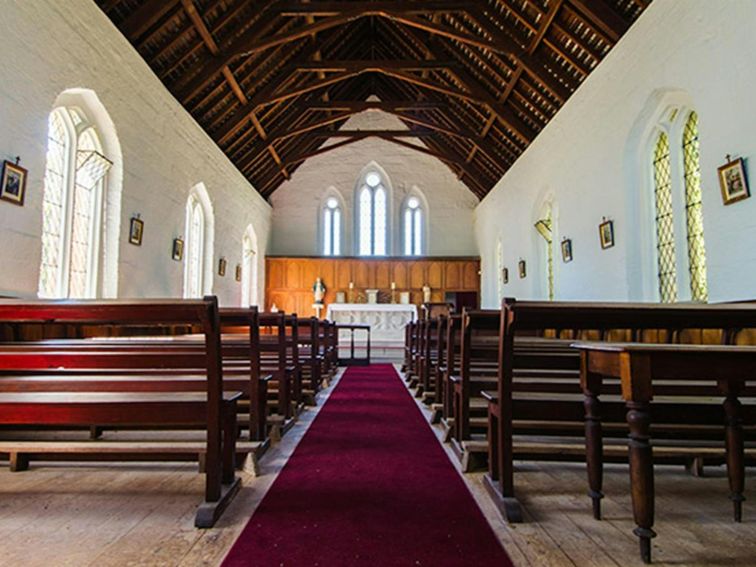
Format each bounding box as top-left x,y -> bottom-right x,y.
222,364 -> 514,566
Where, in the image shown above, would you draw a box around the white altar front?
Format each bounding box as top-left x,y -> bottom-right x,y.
325,303 -> 418,359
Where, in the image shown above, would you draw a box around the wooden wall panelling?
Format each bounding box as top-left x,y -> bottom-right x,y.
265,257 -> 480,317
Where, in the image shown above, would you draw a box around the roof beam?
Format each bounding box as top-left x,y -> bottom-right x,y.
122,0 -> 180,39
567,0 -> 629,43
301,100 -> 444,112
180,0 -> 289,179
277,2 -> 469,16
295,60 -> 458,72
307,129 -> 434,138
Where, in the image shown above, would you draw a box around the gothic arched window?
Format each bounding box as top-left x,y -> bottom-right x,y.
38,106 -> 114,298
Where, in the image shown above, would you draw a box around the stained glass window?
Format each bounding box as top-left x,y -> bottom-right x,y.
357,171 -> 388,256
38,108 -> 109,299
653,131 -> 678,303
403,196 -> 423,256
323,197 -> 341,256
682,112 -> 708,302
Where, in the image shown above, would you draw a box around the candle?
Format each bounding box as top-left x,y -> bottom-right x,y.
391,282 -> 396,290
349,282 -> 354,289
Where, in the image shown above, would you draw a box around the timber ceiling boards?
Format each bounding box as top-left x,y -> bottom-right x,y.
96,0 -> 651,200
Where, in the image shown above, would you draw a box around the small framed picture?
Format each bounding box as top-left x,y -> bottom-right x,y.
502,267 -> 509,285
218,257 -> 227,277
518,260 -> 526,279
718,157 -> 750,205
128,217 -> 144,246
172,238 -> 184,261
599,220 -> 614,249
561,239 -> 573,263
0,160 -> 27,206
235,264 -> 242,282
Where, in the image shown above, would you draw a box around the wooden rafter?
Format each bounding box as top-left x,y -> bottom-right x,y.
96,0 -> 652,199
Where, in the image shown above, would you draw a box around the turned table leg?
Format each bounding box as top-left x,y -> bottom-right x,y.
580,352 -> 605,520
721,379 -> 745,522
627,401 -> 656,564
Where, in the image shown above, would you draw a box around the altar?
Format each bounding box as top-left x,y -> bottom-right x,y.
325,303 -> 418,360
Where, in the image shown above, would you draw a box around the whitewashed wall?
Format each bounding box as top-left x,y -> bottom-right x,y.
475,0 -> 756,307
0,0 -> 271,306
269,109 -> 479,256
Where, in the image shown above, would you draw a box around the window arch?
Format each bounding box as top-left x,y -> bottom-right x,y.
241,223 -> 258,307
38,92 -> 121,299
183,183 -> 214,298
403,191 -> 427,256
356,168 -> 389,256
322,195 -> 343,256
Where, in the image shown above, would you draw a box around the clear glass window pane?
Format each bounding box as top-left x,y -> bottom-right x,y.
653,131 -> 678,303
682,112 -> 708,302
323,208 -> 332,256
359,186 -> 372,255
413,208 -> 422,255
333,208 -> 341,256
187,202 -> 204,297
38,110 -> 69,298
374,186 -> 386,255
404,208 -> 412,256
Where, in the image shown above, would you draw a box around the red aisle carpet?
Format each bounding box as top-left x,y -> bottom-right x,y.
222,364 -> 514,567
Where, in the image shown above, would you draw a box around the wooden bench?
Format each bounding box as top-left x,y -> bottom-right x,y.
0,297 -> 241,528
485,299 -> 756,526
259,312 -> 295,437
574,342 -> 756,563
297,316 -> 322,405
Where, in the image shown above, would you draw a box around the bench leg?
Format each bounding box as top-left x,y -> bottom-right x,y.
9,452 -> 29,472
584,389 -> 604,520
627,401 -> 656,564
723,390 -> 745,522
222,406 -> 237,486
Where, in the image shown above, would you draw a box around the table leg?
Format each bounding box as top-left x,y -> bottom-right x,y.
627,401 -> 656,564
722,382 -> 745,522
584,386 -> 604,520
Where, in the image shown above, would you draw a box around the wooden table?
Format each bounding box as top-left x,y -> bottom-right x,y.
572,342 -> 756,563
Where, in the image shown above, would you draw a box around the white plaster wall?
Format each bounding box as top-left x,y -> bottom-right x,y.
0,0 -> 271,306
475,0 -> 756,308
269,109 -> 479,256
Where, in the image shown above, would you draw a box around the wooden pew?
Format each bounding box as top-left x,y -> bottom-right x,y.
449,310 -> 500,472
574,342 -> 756,563
5,307 -> 271,454
435,314 -> 462,428
259,312 -> 294,438
485,298 -> 756,526
297,316 -> 322,405
0,297 -> 240,528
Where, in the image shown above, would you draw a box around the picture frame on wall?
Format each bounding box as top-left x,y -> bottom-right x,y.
502,267 -> 509,284
128,217 -> 144,246
561,239 -> 573,263
0,160 -> 27,206
172,238 -> 184,261
599,220 -> 615,249
718,157 -> 750,205
218,257 -> 227,277
235,264 -> 242,282
518,260 -> 526,279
